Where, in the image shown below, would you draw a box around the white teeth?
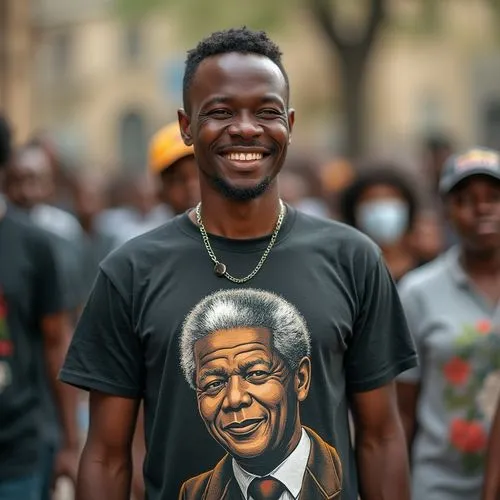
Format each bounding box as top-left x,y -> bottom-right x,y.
225,152 -> 263,161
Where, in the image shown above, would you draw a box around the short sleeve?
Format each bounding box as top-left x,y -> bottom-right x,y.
32,230 -> 65,317
396,278 -> 426,383
345,256 -> 418,393
59,269 -> 144,398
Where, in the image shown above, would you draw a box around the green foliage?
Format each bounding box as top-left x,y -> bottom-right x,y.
114,0 -> 294,40
114,0 -> 167,19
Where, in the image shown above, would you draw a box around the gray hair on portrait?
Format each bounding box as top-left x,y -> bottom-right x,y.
180,288 -> 311,390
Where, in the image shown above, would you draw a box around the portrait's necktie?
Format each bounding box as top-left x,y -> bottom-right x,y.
248,476 -> 286,500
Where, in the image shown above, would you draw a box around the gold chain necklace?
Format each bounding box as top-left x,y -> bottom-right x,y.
195,200 -> 286,283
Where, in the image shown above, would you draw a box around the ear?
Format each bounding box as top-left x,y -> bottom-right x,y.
178,109 -> 193,146
295,356 -> 311,402
287,108 -> 295,145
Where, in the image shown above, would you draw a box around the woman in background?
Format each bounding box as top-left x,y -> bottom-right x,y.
338,167 -> 426,282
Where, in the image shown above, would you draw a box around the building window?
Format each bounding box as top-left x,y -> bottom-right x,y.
119,110 -> 147,171
483,100 -> 500,151
53,31 -> 72,76
123,24 -> 142,65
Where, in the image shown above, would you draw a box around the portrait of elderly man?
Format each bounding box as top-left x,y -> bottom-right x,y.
179,288 -> 343,500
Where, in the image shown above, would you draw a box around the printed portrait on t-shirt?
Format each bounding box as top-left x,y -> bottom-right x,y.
178,288 -> 343,500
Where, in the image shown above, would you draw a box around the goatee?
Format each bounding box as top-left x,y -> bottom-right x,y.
211,175 -> 272,201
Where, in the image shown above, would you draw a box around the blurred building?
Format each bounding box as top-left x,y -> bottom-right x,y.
0,0 -> 33,143
32,0 -> 184,172
5,0 -> 500,170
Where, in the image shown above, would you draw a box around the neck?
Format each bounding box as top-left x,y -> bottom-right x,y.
79,216 -> 94,235
236,422 -> 303,476
379,240 -> 408,258
460,247 -> 500,276
196,182 -> 282,239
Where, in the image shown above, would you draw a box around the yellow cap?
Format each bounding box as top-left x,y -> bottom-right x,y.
148,122 -> 194,175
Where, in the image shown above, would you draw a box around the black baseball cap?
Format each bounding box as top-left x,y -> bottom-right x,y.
439,147 -> 500,195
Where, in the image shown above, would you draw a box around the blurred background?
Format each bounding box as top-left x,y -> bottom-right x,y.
3,0 -> 500,220
2,1 -> 500,498
3,0 -> 500,167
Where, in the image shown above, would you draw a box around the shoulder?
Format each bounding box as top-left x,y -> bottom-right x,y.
99,215 -> 183,282
304,426 -> 343,490
292,210 -> 381,269
3,211 -> 57,271
398,251 -> 452,297
32,204 -> 82,241
179,469 -> 214,499
5,209 -> 52,248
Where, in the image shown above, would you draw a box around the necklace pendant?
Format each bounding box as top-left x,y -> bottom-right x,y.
214,262 -> 227,277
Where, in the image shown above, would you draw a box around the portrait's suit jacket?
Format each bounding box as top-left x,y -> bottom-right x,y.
178,426 -> 342,500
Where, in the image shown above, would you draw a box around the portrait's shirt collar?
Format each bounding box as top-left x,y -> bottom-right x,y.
232,427 -> 311,499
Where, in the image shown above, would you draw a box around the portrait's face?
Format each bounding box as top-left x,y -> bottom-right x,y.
179,52 -> 294,201
194,327 -> 310,465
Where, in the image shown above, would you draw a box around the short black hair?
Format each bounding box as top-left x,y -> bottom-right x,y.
338,167 -> 419,231
0,113 -> 12,169
182,27 -> 289,112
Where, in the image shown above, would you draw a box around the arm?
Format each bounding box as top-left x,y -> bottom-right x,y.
482,399 -> 500,500
351,383 -> 411,500
396,381 -> 420,452
77,391 -> 140,500
42,312 -> 80,479
345,253 -> 417,500
58,268 -> 145,498
131,403 -> 146,500
34,230 -> 80,484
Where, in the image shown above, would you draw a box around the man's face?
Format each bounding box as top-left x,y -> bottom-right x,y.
194,327 -> 309,464
5,149 -> 53,210
73,175 -> 106,221
159,155 -> 200,214
447,176 -> 500,254
179,52 -> 294,201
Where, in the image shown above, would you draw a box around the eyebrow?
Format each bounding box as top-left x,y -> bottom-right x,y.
198,357 -> 272,384
200,96 -> 230,109
201,94 -> 285,110
238,357 -> 272,373
198,367 -> 228,383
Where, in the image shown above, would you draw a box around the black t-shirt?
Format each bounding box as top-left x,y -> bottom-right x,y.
60,206 -> 417,500
0,210 -> 63,479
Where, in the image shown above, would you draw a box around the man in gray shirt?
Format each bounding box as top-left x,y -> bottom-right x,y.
397,147 -> 500,500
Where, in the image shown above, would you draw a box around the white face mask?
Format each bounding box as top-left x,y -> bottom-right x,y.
356,199 -> 409,245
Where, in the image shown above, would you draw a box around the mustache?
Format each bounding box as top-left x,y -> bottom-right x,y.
215,142 -> 276,154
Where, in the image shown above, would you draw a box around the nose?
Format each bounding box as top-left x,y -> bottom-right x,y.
222,375 -> 252,412
227,111 -> 263,140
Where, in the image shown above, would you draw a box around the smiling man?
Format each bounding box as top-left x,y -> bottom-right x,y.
60,27 -> 415,500
179,289 -> 342,500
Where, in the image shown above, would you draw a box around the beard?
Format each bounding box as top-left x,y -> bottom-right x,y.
210,175 -> 272,201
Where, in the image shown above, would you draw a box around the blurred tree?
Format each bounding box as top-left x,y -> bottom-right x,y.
309,0 -> 386,158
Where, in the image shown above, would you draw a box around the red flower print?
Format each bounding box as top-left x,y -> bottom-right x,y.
450,418 -> 488,453
0,340 -> 13,357
476,319 -> 492,335
443,357 -> 471,386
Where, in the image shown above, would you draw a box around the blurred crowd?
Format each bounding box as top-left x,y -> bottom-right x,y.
1,105 -> 500,500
